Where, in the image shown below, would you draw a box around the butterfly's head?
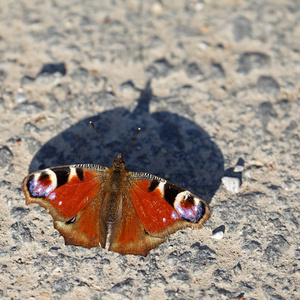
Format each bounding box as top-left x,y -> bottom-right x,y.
113,153 -> 126,170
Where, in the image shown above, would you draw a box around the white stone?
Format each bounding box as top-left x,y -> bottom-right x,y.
222,176 -> 240,193
211,231 -> 224,240
234,165 -> 244,172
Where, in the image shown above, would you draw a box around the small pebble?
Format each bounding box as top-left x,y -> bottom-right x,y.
16,92 -> 26,103
197,41 -> 209,50
234,164 -> 244,172
211,231 -> 224,240
222,176 -> 240,193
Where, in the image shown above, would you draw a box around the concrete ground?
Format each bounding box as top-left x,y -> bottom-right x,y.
0,1 -> 299,299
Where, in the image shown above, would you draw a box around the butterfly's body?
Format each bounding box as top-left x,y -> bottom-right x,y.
102,156 -> 126,223
22,154 -> 210,256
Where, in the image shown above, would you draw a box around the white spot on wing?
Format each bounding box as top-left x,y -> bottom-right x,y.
45,186 -> 54,195
58,201 -> 62,206
32,173 -> 41,188
163,218 -> 166,223
176,206 -> 184,216
193,197 -> 200,206
157,182 -> 165,197
69,167 -> 77,181
49,193 -> 56,200
171,211 -> 179,220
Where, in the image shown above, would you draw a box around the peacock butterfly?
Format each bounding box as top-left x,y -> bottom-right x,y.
22,124 -> 210,256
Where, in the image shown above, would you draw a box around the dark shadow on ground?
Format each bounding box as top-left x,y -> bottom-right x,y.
29,80 -> 224,203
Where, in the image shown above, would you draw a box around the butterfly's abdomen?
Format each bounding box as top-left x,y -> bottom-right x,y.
103,168 -> 126,223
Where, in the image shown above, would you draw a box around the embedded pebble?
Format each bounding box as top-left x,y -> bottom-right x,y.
211,231 -> 224,240
234,164 -> 244,173
222,176 -> 240,193
16,91 -> 26,103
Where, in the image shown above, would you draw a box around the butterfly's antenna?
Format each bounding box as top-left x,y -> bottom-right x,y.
90,121 -> 115,159
121,127 -> 141,159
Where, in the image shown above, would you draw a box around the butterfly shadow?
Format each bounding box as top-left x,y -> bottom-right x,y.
28,80 -> 224,204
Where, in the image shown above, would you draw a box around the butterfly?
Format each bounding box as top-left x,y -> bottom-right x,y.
22,125 -> 210,256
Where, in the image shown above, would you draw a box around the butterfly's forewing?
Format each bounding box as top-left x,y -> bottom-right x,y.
109,172 -> 210,256
129,172 -> 210,235
22,165 -> 108,248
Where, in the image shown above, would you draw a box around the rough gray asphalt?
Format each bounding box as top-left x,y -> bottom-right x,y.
0,1 -> 299,299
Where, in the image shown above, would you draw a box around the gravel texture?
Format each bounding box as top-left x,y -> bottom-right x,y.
0,1 -> 299,299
